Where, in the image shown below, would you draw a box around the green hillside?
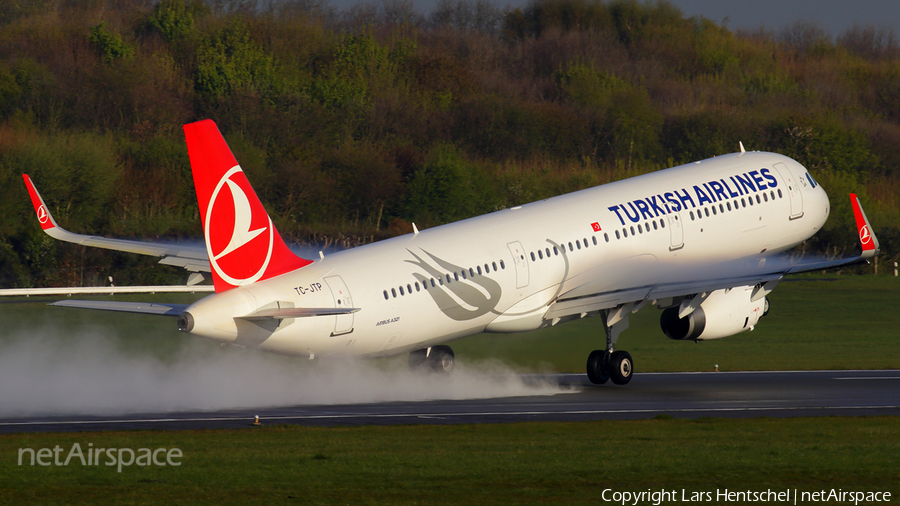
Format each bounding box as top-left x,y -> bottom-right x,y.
0,0 -> 898,287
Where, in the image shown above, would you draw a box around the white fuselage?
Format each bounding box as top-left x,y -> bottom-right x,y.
184,152 -> 830,357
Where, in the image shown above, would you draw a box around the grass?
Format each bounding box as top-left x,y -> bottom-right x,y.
0,275 -> 897,504
1,417 -> 898,504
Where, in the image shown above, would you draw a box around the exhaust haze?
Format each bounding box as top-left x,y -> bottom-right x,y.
0,325 -> 570,417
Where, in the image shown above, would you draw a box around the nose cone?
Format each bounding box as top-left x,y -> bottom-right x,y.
814,179 -> 830,227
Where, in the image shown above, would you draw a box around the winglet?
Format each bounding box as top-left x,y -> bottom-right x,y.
22,174 -> 59,231
850,193 -> 879,259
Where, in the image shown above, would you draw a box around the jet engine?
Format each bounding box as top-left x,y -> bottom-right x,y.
660,286 -> 768,341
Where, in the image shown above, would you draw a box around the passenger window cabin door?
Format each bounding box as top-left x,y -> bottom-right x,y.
507,241 -> 529,289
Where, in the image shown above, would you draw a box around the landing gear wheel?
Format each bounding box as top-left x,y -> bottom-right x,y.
609,350 -> 633,385
409,346 -> 455,374
430,345 -> 455,373
586,350 -> 610,385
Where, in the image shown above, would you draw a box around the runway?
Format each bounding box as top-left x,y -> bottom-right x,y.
2,370 -> 898,433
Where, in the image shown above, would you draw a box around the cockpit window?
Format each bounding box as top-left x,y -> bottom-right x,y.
806,172 -> 819,188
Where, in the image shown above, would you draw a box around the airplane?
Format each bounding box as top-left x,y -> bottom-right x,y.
20,120 -> 880,385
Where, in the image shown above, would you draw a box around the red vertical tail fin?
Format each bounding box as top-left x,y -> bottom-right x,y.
183,120 -> 311,292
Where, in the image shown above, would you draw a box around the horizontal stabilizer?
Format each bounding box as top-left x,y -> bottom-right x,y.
50,300 -> 189,316
237,307 -> 361,320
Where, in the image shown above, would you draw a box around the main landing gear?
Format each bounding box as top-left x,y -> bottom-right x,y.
586,306 -> 635,385
409,345 -> 455,374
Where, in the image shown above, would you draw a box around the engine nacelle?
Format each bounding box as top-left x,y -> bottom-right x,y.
660,286 -> 768,341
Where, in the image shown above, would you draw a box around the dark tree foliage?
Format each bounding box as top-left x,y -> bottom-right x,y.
0,0 -> 898,287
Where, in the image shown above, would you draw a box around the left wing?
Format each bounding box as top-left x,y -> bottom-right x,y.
546,194 -> 879,320
22,174 -> 211,273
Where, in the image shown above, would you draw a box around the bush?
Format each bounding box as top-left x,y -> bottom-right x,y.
89,23 -> 135,63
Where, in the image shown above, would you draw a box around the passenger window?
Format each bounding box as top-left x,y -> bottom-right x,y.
538,250 -> 543,260
492,262 -> 498,271
756,195 -> 761,204
576,240 -> 581,249
690,211 -> 695,220
778,189 -> 783,198
431,278 -> 436,287
554,246 -> 559,255
583,239 -> 588,248
484,264 -> 490,273
454,273 -> 459,281
763,193 -> 768,202
568,242 -> 573,251
615,230 -> 621,239
399,286 -> 405,296
415,282 -> 420,291
705,208 -> 710,217
770,191 -> 775,200
638,224 -> 643,234
630,226 -> 635,236
477,266 -> 482,275
407,284 -> 411,293
531,252 -> 536,261
623,228 -> 628,238
383,290 -> 388,300
592,236 -> 598,245
727,202 -> 731,211
653,221 -> 658,230
660,219 -> 665,228
500,260 -> 505,269
392,288 -> 397,298
446,274 -> 451,283
461,270 -> 466,280
712,206 -> 717,215
439,277 -> 444,286
604,233 -> 609,242
545,247 -> 551,257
